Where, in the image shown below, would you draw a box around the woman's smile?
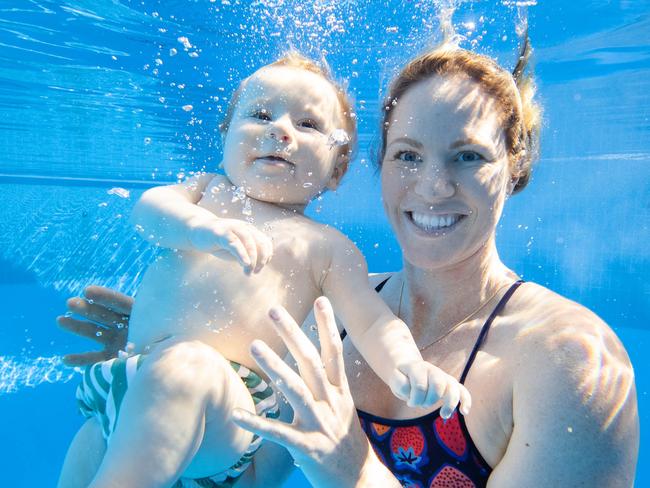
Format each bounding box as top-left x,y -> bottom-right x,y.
405,210 -> 467,236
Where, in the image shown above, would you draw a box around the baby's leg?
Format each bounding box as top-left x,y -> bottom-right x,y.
89,340 -> 256,488
58,418 -> 106,488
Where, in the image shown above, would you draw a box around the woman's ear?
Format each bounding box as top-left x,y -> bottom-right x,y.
506,174 -> 519,196
326,155 -> 350,191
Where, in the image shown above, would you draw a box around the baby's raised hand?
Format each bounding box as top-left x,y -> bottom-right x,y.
189,216 -> 273,273
392,361 -> 472,418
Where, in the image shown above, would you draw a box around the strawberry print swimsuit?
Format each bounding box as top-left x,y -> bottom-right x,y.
343,279 -> 523,488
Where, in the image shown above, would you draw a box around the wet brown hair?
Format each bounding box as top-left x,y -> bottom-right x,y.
219,51 -> 357,167
378,35 -> 542,194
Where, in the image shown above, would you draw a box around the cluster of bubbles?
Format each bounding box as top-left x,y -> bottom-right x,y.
0,356 -> 78,395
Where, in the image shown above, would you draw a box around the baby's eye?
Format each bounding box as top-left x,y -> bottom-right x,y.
394,150 -> 422,163
455,151 -> 484,163
298,119 -> 320,131
251,109 -> 271,121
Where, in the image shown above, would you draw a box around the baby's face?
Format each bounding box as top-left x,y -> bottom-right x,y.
222,65 -> 345,208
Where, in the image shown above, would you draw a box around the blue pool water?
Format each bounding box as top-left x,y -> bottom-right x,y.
0,1 -> 648,486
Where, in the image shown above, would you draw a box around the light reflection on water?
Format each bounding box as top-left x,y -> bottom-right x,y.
0,355 -> 77,394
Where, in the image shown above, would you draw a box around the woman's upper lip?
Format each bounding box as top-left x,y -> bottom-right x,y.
403,208 -> 469,216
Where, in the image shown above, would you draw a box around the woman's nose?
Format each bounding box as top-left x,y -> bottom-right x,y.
413,163 -> 456,200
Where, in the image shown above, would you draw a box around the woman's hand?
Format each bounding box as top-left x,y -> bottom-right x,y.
231,297 -> 400,488
56,285 -> 132,366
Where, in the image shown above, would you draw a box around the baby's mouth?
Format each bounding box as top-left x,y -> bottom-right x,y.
255,155 -> 295,169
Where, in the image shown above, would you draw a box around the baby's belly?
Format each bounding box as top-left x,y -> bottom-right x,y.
129,250 -> 314,369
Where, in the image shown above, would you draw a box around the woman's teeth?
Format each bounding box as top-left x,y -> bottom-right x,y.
409,212 -> 463,232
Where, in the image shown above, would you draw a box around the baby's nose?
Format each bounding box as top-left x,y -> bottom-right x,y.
268,129 -> 291,143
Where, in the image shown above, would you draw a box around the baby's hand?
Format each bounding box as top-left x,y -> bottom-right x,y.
188,217 -> 273,273
391,361 -> 472,418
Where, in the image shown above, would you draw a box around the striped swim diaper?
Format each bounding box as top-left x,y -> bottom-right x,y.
76,354 -> 280,488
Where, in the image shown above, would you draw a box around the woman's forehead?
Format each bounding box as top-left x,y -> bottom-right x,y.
388,75 -> 503,142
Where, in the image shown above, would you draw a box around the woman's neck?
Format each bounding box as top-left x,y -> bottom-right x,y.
399,239 -> 517,340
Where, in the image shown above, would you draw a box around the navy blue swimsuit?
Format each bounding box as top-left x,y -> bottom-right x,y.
341,279 -> 523,488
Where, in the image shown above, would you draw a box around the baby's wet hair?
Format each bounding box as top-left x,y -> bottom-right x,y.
377,34 -> 542,194
219,51 -> 357,170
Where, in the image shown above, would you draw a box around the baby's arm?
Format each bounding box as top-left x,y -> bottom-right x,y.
131,174 -> 272,272
320,235 -> 470,414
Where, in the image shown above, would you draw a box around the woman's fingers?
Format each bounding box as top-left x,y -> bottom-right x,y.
66,297 -> 128,328
314,297 -> 347,389
250,340 -> 319,423
62,350 -> 111,367
231,407 -> 302,452
83,286 -> 133,316
268,306 -> 332,403
56,316 -> 114,343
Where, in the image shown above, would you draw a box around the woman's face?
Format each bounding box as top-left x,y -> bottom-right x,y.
381,74 -> 514,270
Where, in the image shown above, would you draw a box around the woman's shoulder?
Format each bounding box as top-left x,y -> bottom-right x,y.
506,281 -> 634,396
509,281 -> 614,337
497,281 -> 638,476
507,283 -> 634,411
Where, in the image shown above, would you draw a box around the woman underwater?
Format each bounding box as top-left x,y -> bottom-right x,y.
58,37 -> 639,487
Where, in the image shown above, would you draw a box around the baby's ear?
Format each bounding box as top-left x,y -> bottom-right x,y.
326,155 -> 349,191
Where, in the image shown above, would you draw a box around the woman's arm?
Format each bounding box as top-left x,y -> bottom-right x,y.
232,297 -> 402,488
487,308 -> 639,487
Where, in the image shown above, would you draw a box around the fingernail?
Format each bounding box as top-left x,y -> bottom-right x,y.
250,341 -> 263,356
315,297 -> 326,310
268,308 -> 281,321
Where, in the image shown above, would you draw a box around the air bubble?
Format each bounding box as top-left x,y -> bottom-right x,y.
327,129 -> 350,148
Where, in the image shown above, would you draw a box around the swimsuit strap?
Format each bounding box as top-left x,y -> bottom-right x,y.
374,276 -> 391,293
459,280 -> 524,385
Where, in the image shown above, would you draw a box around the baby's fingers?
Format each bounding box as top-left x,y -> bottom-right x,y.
390,369 -> 411,402
232,228 -> 258,274
253,230 -> 273,273
406,367 -> 429,407
422,368 -> 448,408
440,378 -> 461,419
459,384 -> 472,416
220,231 -> 252,271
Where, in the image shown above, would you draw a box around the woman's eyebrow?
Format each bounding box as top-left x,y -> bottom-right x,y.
450,138 -> 492,149
387,136 -> 423,149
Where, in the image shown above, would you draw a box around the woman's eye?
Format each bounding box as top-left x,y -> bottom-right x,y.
394,150 -> 421,163
456,151 -> 483,163
251,109 -> 271,121
298,119 -> 319,130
